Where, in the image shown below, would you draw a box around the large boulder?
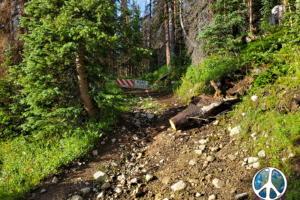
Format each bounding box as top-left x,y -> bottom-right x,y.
269,5 -> 285,26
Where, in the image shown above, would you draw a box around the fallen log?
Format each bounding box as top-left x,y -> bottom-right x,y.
154,72 -> 173,85
169,95 -> 238,130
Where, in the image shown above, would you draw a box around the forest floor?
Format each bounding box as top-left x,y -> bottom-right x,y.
21,88 -> 292,200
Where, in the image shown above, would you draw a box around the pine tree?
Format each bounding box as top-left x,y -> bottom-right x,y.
11,0 -> 120,137
197,0 -> 247,55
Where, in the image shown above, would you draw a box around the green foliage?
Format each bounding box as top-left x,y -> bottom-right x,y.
0,121 -> 107,200
253,69 -> 276,88
176,55 -> 239,102
0,47 -> 23,139
197,0 -> 247,55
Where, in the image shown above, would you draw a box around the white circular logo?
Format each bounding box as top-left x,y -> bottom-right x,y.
252,167 -> 287,200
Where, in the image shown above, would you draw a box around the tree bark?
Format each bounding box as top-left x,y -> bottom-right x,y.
179,0 -> 188,40
164,1 -> 170,65
174,0 -> 177,43
249,0 -> 254,32
169,95 -> 238,130
76,45 -> 96,118
148,0 -> 152,73
168,0 -> 175,60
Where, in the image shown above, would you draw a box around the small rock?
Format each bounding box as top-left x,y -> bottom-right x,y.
80,187 -> 90,194
251,95 -> 258,102
145,174 -> 154,182
230,126 -> 242,137
194,150 -> 203,155
101,141 -> 105,145
248,157 -> 259,163
207,156 -> 215,162
92,150 -> 98,156
171,181 -> 187,192
199,139 -> 208,145
112,138 -> 116,143
189,159 -> 197,166
96,191 -> 105,199
101,182 -> 111,190
258,150 -> 266,157
72,195 -> 83,200
40,189 -> 46,194
52,176 -> 58,183
147,114 -> 155,119
211,147 -> 219,152
114,187 -> 122,194
213,120 -> 219,125
253,162 -> 260,168
212,178 -> 224,188
130,178 -> 138,184
196,192 -> 201,197
117,174 -> 126,181
228,154 -> 236,161
94,171 -> 108,181
132,135 -> 139,141
208,194 -> 216,200
199,145 -> 206,150
235,193 -> 248,200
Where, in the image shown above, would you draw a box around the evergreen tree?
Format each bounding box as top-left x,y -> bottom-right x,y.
197,0 -> 247,55
10,0 -> 120,138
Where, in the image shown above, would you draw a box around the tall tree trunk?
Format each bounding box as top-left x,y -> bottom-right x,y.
179,0 -> 188,40
76,45 -> 96,118
148,0 -> 152,73
168,0 -> 175,61
164,1 -> 170,65
249,0 -> 254,32
174,0 -> 177,43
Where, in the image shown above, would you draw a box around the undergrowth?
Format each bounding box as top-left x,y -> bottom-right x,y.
0,80 -> 132,200
175,24 -> 300,199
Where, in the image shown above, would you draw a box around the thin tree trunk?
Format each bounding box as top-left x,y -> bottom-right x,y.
76,45 -> 96,118
179,0 -> 188,40
174,0 -> 177,43
164,0 -> 170,65
148,0 -> 152,73
249,0 -> 253,32
169,0 -> 175,60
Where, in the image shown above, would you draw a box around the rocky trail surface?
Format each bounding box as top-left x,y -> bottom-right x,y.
23,89 -> 263,200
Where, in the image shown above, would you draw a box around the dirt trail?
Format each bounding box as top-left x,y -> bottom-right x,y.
23,89 -> 256,200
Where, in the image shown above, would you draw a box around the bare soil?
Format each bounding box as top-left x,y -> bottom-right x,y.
20,88 -> 287,200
